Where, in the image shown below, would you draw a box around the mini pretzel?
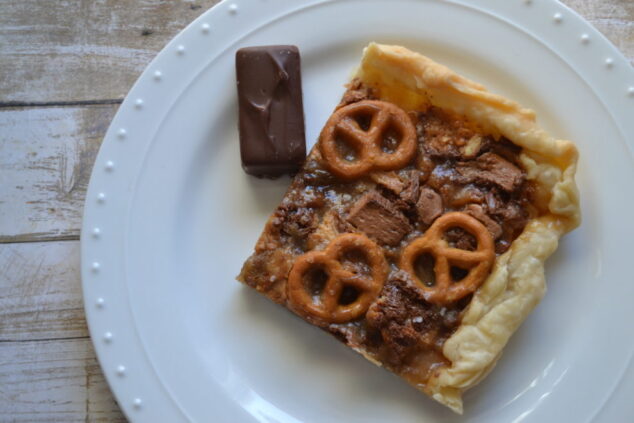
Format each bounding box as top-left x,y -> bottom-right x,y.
319,100 -> 416,179
400,212 -> 495,305
287,233 -> 388,324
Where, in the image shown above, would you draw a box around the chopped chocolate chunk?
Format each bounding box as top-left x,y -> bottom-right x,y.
346,191 -> 412,246
456,152 -> 524,192
464,204 -> 502,240
486,192 -> 528,228
281,207 -> 318,239
399,170 -> 420,204
444,227 -> 477,251
483,190 -> 531,253
236,45 -> 306,177
370,171 -> 405,194
417,187 -> 443,225
492,202 -> 529,239
490,200 -> 524,225
365,271 -> 463,367
482,137 -> 523,164
270,188 -> 324,247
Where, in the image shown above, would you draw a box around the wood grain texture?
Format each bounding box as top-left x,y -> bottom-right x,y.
0,0 -> 629,104
0,105 -> 117,243
0,241 -> 86,341
0,0 -> 221,104
0,338 -> 126,422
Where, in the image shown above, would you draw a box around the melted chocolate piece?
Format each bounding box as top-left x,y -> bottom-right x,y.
346,191 -> 413,246
236,45 -> 306,177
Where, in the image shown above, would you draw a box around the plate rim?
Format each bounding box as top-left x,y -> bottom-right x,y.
81,0 -> 634,421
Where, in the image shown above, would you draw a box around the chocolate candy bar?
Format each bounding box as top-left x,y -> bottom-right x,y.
236,45 -> 306,177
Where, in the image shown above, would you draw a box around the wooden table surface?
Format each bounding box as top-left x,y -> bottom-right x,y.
0,1 -> 631,421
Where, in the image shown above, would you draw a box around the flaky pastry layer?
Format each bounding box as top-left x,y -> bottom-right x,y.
354,43 -> 580,413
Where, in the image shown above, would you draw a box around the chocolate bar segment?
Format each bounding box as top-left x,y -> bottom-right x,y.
236,45 -> 306,177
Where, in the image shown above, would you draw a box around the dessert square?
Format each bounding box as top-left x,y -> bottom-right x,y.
238,43 -> 579,413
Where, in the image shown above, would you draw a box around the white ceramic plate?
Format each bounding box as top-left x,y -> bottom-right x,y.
81,0 -> 634,421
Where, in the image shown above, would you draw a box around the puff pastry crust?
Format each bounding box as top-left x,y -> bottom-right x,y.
356,43 -> 580,413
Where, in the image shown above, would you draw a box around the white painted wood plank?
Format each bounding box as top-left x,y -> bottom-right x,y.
0,105 -> 116,242
0,241 -> 87,341
0,0 -> 221,103
0,338 -> 126,422
0,0 -> 628,103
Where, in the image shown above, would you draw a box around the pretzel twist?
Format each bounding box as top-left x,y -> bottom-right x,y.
287,233 -> 388,323
319,100 -> 416,179
400,212 -> 495,304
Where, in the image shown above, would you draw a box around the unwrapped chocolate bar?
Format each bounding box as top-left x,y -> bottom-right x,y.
235,45 -> 306,177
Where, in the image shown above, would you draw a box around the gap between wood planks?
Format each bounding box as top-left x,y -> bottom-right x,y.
1,235 -> 80,244
0,337 -> 126,422
0,335 -> 88,344
0,99 -> 122,109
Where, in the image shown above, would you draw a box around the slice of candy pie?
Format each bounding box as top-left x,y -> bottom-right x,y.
237,43 -> 580,413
